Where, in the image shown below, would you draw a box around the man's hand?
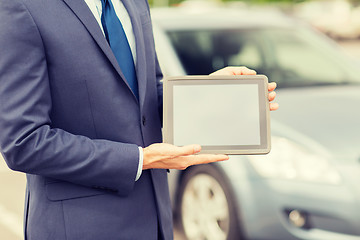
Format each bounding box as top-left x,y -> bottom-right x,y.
143,143 -> 229,170
210,66 -> 279,111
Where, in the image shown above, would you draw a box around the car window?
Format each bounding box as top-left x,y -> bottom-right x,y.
263,28 -> 360,87
167,30 -> 267,75
166,28 -> 360,88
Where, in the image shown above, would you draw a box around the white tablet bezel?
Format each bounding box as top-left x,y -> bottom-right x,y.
163,75 -> 271,155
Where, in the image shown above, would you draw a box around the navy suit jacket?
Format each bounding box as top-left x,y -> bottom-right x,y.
0,0 -> 172,239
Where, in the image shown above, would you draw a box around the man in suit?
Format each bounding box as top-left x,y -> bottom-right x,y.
0,0 -> 277,239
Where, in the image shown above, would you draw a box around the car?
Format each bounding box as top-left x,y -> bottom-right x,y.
151,5 -> 360,240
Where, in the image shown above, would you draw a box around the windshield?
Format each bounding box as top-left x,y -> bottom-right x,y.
167,27 -> 360,88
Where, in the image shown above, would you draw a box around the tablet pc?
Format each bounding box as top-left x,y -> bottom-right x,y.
163,75 -> 271,155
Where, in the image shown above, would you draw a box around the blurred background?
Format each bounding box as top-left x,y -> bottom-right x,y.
1,0 -> 360,239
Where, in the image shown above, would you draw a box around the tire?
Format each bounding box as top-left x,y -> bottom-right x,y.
176,164 -> 244,240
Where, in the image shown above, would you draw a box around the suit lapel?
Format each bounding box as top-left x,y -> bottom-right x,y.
122,0 -> 148,108
62,0 -> 136,102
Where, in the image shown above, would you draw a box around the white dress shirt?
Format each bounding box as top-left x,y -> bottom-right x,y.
84,0 -> 143,181
84,0 -> 137,62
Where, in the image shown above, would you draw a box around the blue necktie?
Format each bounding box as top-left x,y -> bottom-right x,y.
101,0 -> 139,99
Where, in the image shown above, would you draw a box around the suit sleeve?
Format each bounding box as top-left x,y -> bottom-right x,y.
0,0 -> 139,196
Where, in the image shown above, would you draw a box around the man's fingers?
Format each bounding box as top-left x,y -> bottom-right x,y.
187,154 -> 229,166
268,91 -> 276,102
173,144 -> 202,157
270,102 -> 279,111
268,83 -> 278,111
232,67 -> 256,75
209,66 -> 256,76
227,66 -> 256,75
268,82 -> 277,91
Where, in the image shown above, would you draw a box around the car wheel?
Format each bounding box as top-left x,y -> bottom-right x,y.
176,164 -> 243,240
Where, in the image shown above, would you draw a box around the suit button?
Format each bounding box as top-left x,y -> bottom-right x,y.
142,116 -> 146,126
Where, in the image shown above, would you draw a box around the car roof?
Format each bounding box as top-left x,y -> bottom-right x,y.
151,5 -> 298,31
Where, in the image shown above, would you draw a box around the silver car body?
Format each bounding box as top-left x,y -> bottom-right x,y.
152,6 -> 360,240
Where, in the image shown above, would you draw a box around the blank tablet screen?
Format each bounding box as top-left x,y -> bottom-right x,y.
163,75 -> 271,155
173,84 -> 260,146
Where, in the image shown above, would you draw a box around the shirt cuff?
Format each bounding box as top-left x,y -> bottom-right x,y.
135,147 -> 143,181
